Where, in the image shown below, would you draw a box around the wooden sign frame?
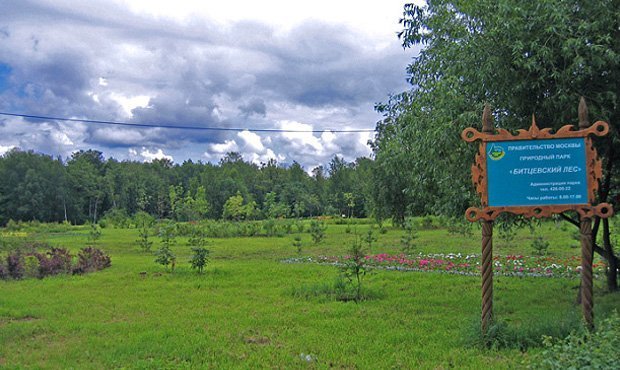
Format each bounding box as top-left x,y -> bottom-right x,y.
461,116 -> 613,222
462,99 -> 614,332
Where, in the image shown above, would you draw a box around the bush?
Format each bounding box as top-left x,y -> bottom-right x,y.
531,236 -> 550,256
99,208 -> 130,229
466,311 -> 580,351
0,261 -> 7,279
309,220 -> 327,245
154,245 -> 175,272
24,255 -> 40,278
73,247 -> 111,274
532,311 -> 620,369
292,236 -> 302,255
339,236 -> 369,302
39,248 -> 73,276
400,220 -> 418,255
189,247 -> 210,273
7,251 -> 24,279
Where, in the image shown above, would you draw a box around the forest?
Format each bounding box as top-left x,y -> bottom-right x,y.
0,148 -> 377,225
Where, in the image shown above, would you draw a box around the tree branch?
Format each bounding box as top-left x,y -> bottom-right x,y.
560,212 -> 579,227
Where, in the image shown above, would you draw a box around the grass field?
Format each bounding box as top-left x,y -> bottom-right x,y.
1,219 -> 619,368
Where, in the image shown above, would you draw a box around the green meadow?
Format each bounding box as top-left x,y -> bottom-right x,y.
1,219 -> 619,369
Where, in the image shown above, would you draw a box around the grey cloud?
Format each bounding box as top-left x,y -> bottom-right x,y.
239,98 -> 267,117
0,0 -> 411,166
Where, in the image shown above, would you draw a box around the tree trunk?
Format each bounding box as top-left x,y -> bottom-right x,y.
63,197 -> 68,222
93,197 -> 98,224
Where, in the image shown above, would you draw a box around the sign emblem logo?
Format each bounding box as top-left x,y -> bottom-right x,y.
488,144 -> 505,161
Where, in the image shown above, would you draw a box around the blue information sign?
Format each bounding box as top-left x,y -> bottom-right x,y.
487,137 -> 588,207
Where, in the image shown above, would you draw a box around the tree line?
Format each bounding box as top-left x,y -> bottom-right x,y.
0,149 -> 377,225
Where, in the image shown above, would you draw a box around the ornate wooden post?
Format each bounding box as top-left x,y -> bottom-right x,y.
480,105 -> 494,334
578,97 -> 594,330
462,99 -> 612,338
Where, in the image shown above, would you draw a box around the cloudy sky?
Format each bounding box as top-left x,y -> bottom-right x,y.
0,0 -> 415,169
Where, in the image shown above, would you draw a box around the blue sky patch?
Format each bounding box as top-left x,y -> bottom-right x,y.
0,63 -> 12,92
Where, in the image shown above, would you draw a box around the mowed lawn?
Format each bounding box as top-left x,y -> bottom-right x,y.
1,221 -> 619,368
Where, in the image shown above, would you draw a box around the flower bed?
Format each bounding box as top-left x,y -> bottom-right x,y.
282,253 -> 609,279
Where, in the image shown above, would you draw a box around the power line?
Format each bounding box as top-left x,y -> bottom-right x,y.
0,112 -> 376,133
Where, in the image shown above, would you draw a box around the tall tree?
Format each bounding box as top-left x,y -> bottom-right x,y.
374,0 -> 620,288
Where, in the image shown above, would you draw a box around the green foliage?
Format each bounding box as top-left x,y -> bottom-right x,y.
531,235 -> 550,256
374,0 -> 620,224
73,247 -> 112,274
155,221 -> 177,271
187,224 -> 208,249
309,220 -> 327,245
532,311 -> 620,369
292,235 -> 302,255
363,225 -> 378,250
135,211 -> 155,252
189,247 -> 210,273
222,192 -> 256,221
290,276 -> 381,303
154,245 -> 175,272
466,311 -> 581,351
263,192 -> 289,219
339,235 -> 369,303
23,255 -> 40,278
400,220 -> 418,254
158,221 -> 176,249
87,223 -> 102,246
100,208 -> 130,228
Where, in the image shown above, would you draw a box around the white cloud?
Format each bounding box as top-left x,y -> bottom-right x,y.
140,147 -> 173,162
237,130 -> 265,152
207,139 -> 239,155
109,93 -> 151,118
278,120 -> 324,154
0,145 -> 15,156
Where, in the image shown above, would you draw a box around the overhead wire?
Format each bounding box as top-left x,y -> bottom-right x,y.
0,112 -> 376,133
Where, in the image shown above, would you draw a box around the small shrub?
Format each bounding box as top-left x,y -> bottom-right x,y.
189,247 -> 210,273
401,221 -> 418,254
24,254 -> 41,278
101,208 -> 130,228
339,236 -> 369,303
292,235 -> 302,255
466,311 -> 580,351
6,219 -> 21,231
73,247 -> 111,274
293,219 -> 305,233
290,276 -> 380,302
420,216 -> 435,230
363,226 -> 377,250
39,248 -> 73,276
158,220 -> 176,249
7,251 -> 24,279
282,220 -> 294,235
135,212 -> 155,252
309,220 -> 327,245
154,245 -> 176,272
0,261 -> 7,280
87,223 -> 102,246
264,219 -> 277,237
531,236 -> 550,256
532,311 -> 620,369
188,225 -> 208,248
